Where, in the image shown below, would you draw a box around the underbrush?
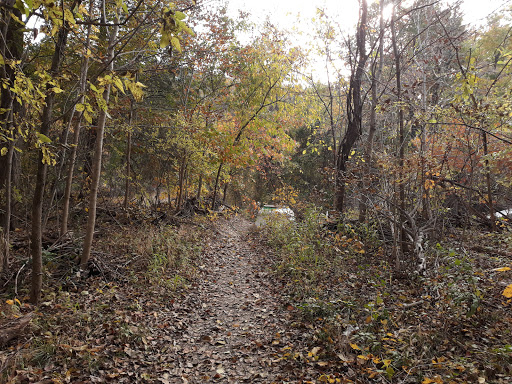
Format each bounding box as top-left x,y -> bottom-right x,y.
0,213 -> 208,383
103,223 -> 203,289
257,207 -> 512,383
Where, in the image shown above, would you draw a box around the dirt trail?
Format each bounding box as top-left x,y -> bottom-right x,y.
163,216 -> 312,383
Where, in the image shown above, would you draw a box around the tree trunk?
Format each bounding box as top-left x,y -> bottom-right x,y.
123,96 -> 135,210
123,130 -> 132,209
482,131 -> 496,231
359,0 -> 384,223
212,163 -> 223,210
222,182 -> 228,205
30,23 -> 70,305
196,173 -> 203,201
335,0 -> 368,213
184,164 -> 189,202
81,11 -> 120,268
0,0 -> 23,275
60,114 -> 82,236
0,140 -> 15,274
61,0 -> 93,236
44,108 -> 75,230
391,0 -> 406,262
176,156 -> 187,212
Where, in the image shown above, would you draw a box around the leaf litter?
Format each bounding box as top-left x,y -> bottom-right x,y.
0,216 -> 331,383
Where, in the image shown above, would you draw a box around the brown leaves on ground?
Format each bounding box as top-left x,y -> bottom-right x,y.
0,216 -> 332,383
2,216 -> 511,383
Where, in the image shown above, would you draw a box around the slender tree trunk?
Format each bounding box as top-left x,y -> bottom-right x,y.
212,163 -> 223,210
176,156 -> 187,212
482,131 -> 496,230
0,0 -> 23,275
196,173 -> 203,201
359,0 -> 384,223
391,0 -> 406,261
1,139 -> 15,274
123,97 -> 135,210
335,0 -> 368,213
222,182 -> 228,205
420,67 -> 431,221
415,6 -> 432,222
184,165 -> 189,202
30,23 -> 70,305
61,0 -> 93,236
123,131 -> 132,209
81,11 -> 119,268
44,107 -> 75,230
60,114 -> 82,236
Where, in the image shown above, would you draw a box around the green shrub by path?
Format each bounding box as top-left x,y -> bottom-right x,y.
260,206 -> 336,298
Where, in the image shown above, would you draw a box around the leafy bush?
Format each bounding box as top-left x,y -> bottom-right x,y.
261,205 -> 334,295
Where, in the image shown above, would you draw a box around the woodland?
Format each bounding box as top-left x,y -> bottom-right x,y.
0,0 -> 512,382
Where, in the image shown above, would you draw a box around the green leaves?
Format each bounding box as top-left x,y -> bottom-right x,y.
15,0 -> 31,17
36,133 -> 51,144
159,5 -> 194,53
116,0 -> 129,14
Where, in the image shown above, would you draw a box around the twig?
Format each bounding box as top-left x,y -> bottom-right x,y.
14,262 -> 26,297
402,300 -> 424,308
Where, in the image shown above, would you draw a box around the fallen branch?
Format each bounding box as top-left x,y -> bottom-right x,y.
402,300 -> 424,308
0,312 -> 35,347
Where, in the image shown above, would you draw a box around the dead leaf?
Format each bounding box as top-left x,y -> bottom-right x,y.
311,346 -> 321,355
503,283 -> 512,298
216,365 -> 225,375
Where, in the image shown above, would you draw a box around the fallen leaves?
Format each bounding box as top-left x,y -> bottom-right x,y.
422,376 -> 444,384
503,283 -> 512,298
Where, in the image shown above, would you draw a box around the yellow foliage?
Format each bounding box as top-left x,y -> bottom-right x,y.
502,283 -> 512,298
422,377 -> 443,384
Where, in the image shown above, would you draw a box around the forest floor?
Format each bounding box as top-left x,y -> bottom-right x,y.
0,215 -> 328,383
1,213 -> 512,383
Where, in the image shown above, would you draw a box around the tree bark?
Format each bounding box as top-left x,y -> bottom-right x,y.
482,131 -> 496,231
176,155 -> 187,212
61,0 -> 93,236
0,140 -> 15,273
222,181 -> 228,205
335,0 -> 368,213
211,163 -> 223,210
359,0 -> 384,223
123,95 -> 135,210
81,10 -> 120,268
0,0 -> 23,274
30,22 -> 71,305
45,109 -> 75,230
391,0 -> 406,261
196,173 -> 203,201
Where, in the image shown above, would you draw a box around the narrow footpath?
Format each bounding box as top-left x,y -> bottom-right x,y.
162,216 -> 318,383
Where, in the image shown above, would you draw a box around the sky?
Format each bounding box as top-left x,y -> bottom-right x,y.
222,0 -> 511,80
225,0 -> 511,31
